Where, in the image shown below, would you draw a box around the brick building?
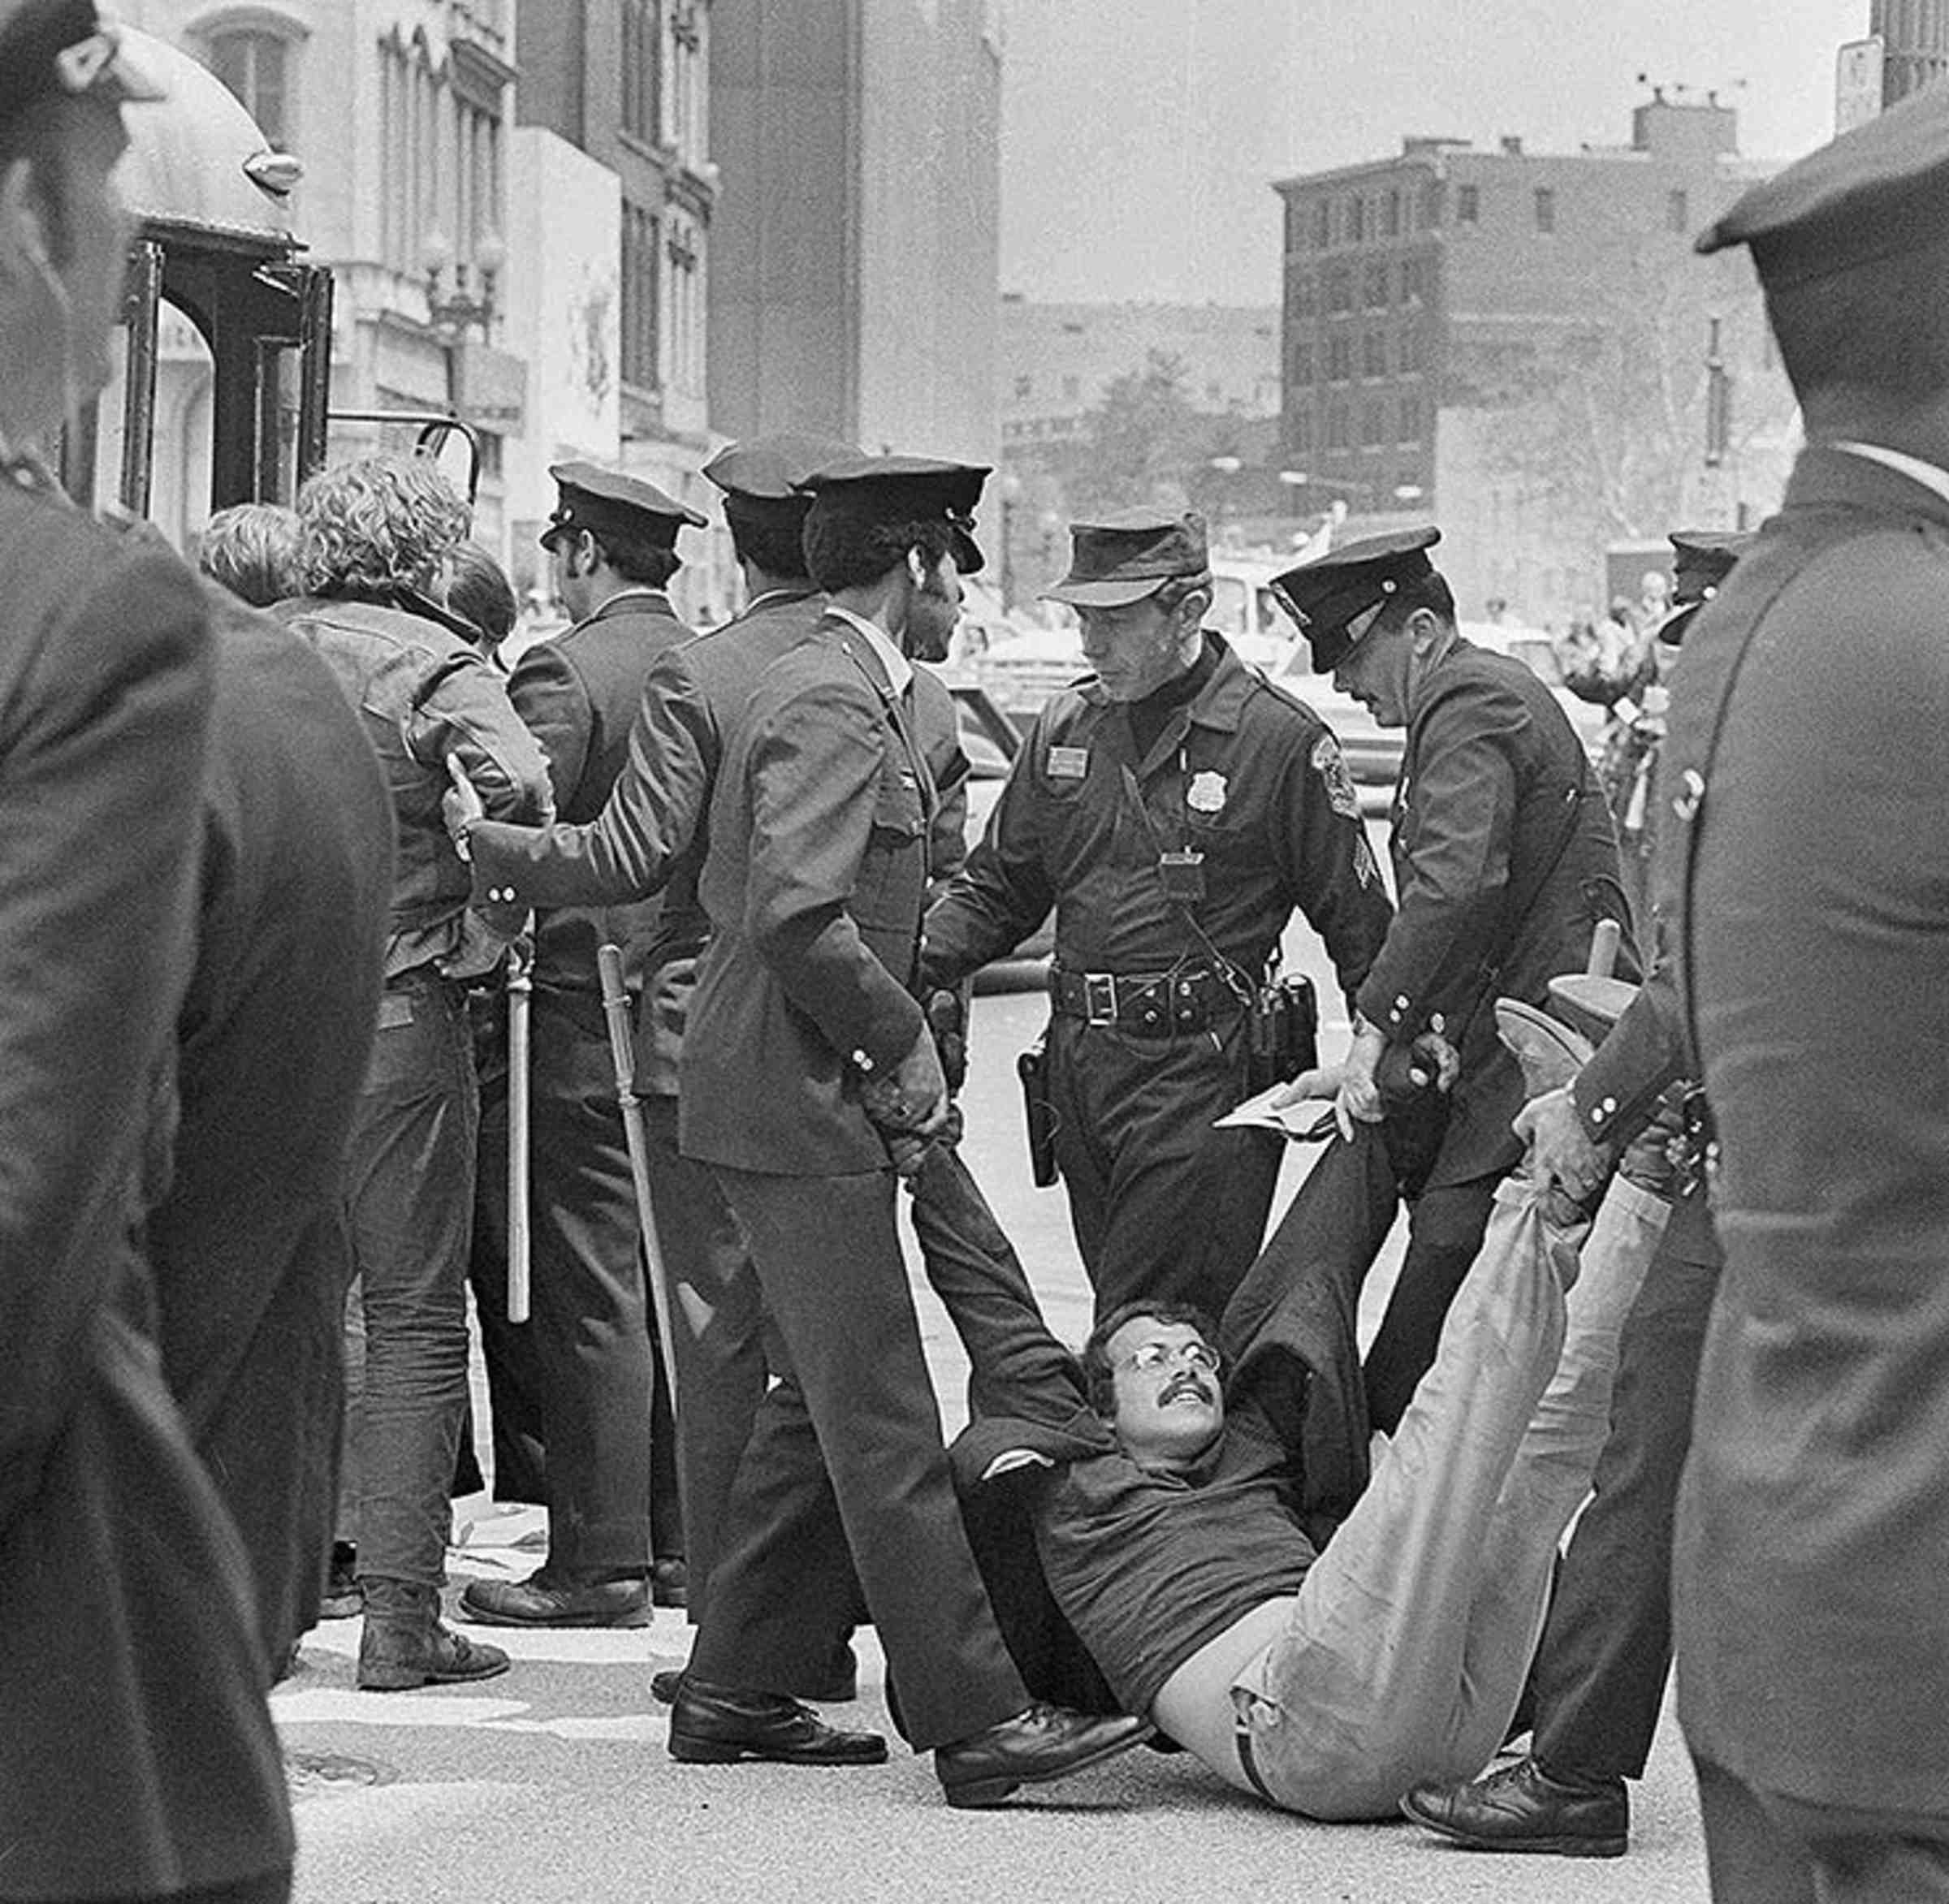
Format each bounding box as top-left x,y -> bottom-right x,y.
1273,98 -> 1797,626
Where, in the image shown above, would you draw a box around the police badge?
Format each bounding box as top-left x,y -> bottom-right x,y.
1311,734 -> 1360,818
1186,771 -> 1228,814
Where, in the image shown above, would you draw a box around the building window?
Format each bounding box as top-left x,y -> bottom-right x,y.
1291,272 -> 1317,317
664,210 -> 704,396
1290,408 -> 1313,455
1312,199 -> 1331,248
1363,261 -> 1389,310
205,27 -> 292,144
1363,331 -> 1388,378
1326,334 -> 1353,382
1323,266 -> 1354,315
1382,188 -> 1402,237
1400,257 -> 1427,304
666,2 -> 708,169
1346,195 -> 1364,242
1398,396 -> 1424,444
1362,400 -> 1387,448
1325,402 -> 1350,451
1422,179 -> 1444,228
1534,187 -> 1556,233
621,0 -> 660,145
1290,343 -> 1314,386
1398,327 -> 1424,375
621,201 -> 660,389
1456,183 -> 1480,226
1667,188 -> 1689,234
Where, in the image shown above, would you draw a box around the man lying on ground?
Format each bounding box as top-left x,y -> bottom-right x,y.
914,1011 -> 1663,1820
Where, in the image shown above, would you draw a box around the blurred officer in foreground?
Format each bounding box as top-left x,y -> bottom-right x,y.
923,509 -> 1392,1323
659,454 -> 1147,1803
1275,529 -> 1634,1431
1657,85 -> 1949,1902
1400,533 -> 1748,1860
460,463 -> 702,1629
0,6 -> 296,1898
283,455 -> 554,1690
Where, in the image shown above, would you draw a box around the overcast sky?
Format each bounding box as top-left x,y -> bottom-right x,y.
1000,0 -> 1870,305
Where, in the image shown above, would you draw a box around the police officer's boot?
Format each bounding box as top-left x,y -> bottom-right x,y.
357,1577 -> 511,1691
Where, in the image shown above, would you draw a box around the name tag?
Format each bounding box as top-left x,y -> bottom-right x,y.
1048,745 -> 1090,779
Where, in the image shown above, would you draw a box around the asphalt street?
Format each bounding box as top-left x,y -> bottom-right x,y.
279,905 -> 1713,1902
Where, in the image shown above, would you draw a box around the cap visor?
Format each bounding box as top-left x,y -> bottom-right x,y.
1650,600 -> 1702,647
102,45 -> 167,103
951,525 -> 985,576
1043,575 -> 1169,608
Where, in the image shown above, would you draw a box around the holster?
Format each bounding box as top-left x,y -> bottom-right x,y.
1244,974 -> 1320,1094
1017,1037 -> 1059,1188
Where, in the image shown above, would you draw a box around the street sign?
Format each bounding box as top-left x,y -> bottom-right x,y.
1836,36 -> 1886,136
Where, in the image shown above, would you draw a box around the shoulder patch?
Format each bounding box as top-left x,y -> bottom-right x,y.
1311,732 -> 1361,819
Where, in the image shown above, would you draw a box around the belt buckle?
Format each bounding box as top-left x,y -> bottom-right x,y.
1083,972 -> 1119,1026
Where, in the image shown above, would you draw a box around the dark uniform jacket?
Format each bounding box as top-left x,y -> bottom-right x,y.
1657,444 -> 1949,1813
680,612 -> 937,1176
147,589 -> 394,1668
1368,640 -> 1634,1188
0,488 -> 292,1900
468,588 -> 966,1094
507,586 -> 694,1024
278,590 -> 554,978
920,634 -> 1391,1002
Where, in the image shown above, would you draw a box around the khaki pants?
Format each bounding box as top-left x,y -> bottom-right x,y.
1234,1173 -> 1669,1818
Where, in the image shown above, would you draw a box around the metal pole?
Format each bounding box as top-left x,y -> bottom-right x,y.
505,935 -> 533,1324
597,943 -> 681,1407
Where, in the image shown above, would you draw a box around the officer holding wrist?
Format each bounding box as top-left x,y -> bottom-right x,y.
1273,529 -> 1635,1432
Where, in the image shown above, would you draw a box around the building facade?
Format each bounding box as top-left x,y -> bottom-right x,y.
1874,0 -> 1949,103
123,0 -> 527,558
708,0 -> 1004,466
999,299 -> 1281,455
515,0 -> 725,620
1273,100 -> 1796,626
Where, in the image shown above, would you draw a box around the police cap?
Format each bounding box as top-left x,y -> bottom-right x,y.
541,461 -> 706,555
703,434 -> 856,502
1696,78 -> 1949,287
798,452 -> 989,574
1044,508 -> 1211,608
1272,526 -> 1442,673
1649,527 -> 1757,649
0,2 -> 163,125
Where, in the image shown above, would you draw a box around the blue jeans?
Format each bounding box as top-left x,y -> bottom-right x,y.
343,972 -> 478,1587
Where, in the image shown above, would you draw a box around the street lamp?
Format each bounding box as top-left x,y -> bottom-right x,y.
423,227 -> 504,341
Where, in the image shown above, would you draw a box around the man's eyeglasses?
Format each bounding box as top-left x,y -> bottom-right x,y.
1117,1341 -> 1221,1377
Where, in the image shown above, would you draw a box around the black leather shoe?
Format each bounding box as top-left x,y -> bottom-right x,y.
668,1677 -> 888,1766
459,1573 -> 650,1629
936,1704 -> 1154,1809
1400,1755 -> 1628,1857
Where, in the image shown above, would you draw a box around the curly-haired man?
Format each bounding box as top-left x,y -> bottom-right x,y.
280,453 -> 554,1690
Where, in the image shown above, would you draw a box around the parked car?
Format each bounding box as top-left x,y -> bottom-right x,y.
939,670 -> 1056,985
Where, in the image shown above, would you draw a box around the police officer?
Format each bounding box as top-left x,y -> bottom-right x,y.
0,6 -> 293,1895
1274,529 -> 1634,1432
1399,531 -> 1751,1859
1609,531 -> 1751,926
922,509 -> 1393,1323
460,463 -> 704,1628
1658,84 -> 1949,1899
